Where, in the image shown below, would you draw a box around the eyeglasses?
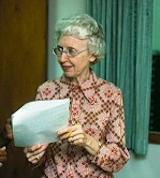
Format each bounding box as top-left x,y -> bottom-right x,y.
52,45 -> 87,58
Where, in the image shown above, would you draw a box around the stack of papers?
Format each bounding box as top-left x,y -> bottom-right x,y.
11,99 -> 70,147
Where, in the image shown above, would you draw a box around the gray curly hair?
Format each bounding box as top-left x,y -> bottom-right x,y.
55,14 -> 106,62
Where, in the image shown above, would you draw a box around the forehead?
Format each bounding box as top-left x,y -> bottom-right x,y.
58,35 -> 88,48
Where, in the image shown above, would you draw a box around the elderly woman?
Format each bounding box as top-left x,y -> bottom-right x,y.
24,14 -> 130,178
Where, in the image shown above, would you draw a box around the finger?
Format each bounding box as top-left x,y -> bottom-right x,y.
58,123 -> 81,135
69,133 -> 88,146
26,152 -> 39,162
0,155 -> 7,162
73,138 -> 84,145
58,128 -> 73,140
24,144 -> 47,159
71,123 -> 83,133
68,136 -> 74,143
68,134 -> 83,143
0,147 -> 7,156
0,147 -> 6,151
26,144 -> 43,153
58,126 -> 72,136
58,124 -> 83,141
25,151 -> 34,159
28,155 -> 40,164
28,151 -> 45,163
24,145 -> 41,159
0,151 -> 7,156
34,144 -> 48,154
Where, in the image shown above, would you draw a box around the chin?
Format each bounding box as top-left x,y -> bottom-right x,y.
64,72 -> 74,78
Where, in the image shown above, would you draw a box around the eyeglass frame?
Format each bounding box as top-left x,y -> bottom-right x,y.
52,45 -> 88,58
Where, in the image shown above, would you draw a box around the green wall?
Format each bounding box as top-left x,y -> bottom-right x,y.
152,0 -> 160,52
47,0 -> 86,79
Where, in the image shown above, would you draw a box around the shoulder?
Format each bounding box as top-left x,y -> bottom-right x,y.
91,70 -> 122,96
95,77 -> 123,102
96,76 -> 121,92
35,78 -> 62,100
37,78 -> 61,90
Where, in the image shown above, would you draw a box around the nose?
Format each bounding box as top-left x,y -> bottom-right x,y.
58,52 -> 69,62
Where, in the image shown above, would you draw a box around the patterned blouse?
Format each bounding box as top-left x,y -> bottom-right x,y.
35,70 -> 130,178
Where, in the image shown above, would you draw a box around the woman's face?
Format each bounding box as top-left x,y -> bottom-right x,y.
57,35 -> 96,84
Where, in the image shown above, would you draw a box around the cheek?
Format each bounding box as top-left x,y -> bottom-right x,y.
72,54 -> 91,71
74,60 -> 89,71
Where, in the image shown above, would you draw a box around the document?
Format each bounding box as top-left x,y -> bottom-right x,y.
11,98 -> 70,147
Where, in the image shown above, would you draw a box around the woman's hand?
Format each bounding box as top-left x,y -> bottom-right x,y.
24,143 -> 48,164
0,147 -> 7,167
58,123 -> 100,156
58,123 -> 87,146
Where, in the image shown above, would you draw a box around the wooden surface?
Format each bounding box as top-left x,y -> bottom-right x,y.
0,0 -> 48,130
149,132 -> 160,144
0,0 -> 48,177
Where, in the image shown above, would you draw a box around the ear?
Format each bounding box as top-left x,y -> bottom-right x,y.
89,55 -> 96,63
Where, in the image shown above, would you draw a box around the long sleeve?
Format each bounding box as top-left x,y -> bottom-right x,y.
87,89 -> 130,172
32,72 -> 130,177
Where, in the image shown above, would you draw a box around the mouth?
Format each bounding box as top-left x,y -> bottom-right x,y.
62,65 -> 72,71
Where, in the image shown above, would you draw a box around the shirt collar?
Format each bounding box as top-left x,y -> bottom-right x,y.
60,69 -> 99,104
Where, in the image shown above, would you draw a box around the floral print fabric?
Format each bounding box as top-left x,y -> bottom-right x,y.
36,70 -> 130,178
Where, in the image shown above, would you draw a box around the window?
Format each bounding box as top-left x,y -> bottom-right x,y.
149,53 -> 160,144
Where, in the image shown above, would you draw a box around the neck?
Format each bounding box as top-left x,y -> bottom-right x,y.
72,70 -> 90,85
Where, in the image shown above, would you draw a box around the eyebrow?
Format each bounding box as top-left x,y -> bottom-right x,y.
57,45 -> 77,50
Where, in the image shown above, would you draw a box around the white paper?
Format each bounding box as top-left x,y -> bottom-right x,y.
11,99 -> 70,147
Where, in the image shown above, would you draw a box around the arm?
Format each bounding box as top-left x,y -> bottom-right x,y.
23,84 -> 50,166
86,90 -> 130,172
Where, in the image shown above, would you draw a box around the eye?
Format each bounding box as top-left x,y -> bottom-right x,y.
57,45 -> 63,52
67,47 -> 77,56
